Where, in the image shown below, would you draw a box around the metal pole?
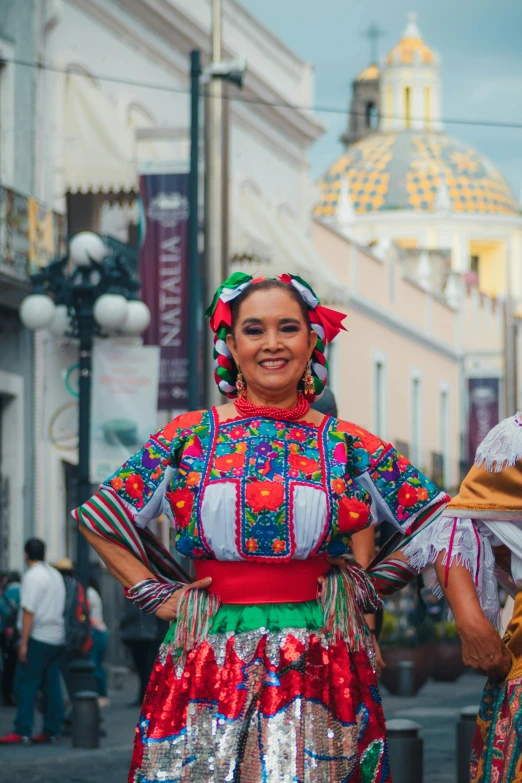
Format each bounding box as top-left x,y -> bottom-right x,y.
76,301 -> 93,589
188,50 -> 201,411
456,706 -> 478,783
504,240 -> 517,416
386,719 -> 423,783
203,0 -> 229,407
504,296 -> 517,416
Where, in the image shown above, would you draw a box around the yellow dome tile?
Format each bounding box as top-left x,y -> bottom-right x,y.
315,131 -> 518,218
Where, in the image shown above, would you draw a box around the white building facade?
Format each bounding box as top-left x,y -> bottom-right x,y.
33,0 -> 333,561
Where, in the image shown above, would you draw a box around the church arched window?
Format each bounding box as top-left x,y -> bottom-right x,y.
404,87 -> 412,128
366,102 -> 378,129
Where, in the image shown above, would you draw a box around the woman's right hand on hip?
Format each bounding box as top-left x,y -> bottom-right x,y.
155,577 -> 212,621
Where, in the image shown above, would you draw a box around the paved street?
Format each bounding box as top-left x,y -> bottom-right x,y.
0,669 -> 485,782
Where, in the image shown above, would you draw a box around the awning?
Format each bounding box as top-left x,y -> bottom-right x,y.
64,73 -> 137,194
231,183 -> 346,303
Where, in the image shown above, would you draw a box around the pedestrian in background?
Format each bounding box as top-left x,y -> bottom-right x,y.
0,539 -> 65,744
53,558 -> 92,712
0,570 -> 21,706
87,576 -> 110,708
119,599 -> 166,707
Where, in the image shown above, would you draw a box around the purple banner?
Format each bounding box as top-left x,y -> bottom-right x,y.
468,378 -> 500,463
140,173 -> 189,410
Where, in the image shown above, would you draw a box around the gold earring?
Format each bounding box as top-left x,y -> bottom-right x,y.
303,361 -> 315,396
236,367 -> 245,395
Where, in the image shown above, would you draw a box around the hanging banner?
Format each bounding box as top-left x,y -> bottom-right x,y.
90,343 -> 160,484
139,173 -> 190,410
42,336 -> 79,452
468,378 -> 500,464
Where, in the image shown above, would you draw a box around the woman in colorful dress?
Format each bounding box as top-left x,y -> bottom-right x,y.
438,412 -> 522,782
73,273 -> 509,782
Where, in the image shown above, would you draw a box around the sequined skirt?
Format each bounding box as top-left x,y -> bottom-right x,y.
129,601 -> 390,783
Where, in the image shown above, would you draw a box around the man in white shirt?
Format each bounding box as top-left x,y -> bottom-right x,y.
0,538 -> 66,744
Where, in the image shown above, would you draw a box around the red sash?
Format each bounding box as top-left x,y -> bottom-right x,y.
194,559 -> 329,604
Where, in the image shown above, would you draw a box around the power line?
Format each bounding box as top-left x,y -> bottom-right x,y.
6,56 -> 522,131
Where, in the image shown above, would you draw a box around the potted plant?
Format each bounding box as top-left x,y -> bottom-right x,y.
431,620 -> 467,682
379,611 -> 432,695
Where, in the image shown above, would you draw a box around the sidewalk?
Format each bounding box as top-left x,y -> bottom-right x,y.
382,671 -> 484,783
0,669 -> 485,782
0,675 -> 139,783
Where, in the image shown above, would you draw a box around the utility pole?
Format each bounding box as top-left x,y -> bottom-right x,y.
504,296 -> 518,416
188,50 -> 201,411
204,0 -> 228,407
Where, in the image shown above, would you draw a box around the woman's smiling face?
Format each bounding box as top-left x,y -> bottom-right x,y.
226,286 -> 316,402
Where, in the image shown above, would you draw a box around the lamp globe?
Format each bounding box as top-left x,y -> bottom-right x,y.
69,232 -> 106,268
93,293 -> 129,331
119,300 -> 151,335
48,304 -> 71,337
19,294 -> 56,330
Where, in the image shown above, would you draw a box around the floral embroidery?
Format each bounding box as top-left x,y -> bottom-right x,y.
333,442 -> 348,463
397,483 -> 418,508
331,478 -> 346,495
168,487 -> 194,527
343,422 -> 441,528
125,474 -> 145,499
215,452 -> 246,472
288,453 -> 320,475
101,411 -> 444,563
246,481 -> 285,512
287,428 -> 307,443
337,496 -> 371,534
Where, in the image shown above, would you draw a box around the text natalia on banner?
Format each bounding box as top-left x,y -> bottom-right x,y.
468,378 -> 500,464
140,172 -> 190,410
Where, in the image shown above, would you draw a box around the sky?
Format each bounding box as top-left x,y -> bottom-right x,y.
240,0 -> 522,196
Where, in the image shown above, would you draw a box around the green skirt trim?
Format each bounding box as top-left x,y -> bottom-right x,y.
164,600 -> 323,645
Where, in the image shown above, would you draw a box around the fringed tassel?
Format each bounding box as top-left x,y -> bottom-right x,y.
171,588 -> 221,662
319,564 -> 382,651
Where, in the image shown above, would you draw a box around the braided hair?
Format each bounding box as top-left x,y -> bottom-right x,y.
207,273 -> 343,402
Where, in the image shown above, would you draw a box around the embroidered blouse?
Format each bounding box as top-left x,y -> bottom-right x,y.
75,409 -> 448,563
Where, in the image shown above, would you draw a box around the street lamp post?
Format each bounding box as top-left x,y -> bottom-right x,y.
202,3 -> 247,406
20,232 -> 151,588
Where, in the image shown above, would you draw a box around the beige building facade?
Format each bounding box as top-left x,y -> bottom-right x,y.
313,220 -> 505,493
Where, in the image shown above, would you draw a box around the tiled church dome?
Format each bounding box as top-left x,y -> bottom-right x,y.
315,131 -> 518,217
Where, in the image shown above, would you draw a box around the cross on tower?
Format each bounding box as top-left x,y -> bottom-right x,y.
362,23 -> 385,64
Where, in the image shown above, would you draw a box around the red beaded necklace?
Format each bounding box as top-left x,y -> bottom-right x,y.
234,391 -> 310,421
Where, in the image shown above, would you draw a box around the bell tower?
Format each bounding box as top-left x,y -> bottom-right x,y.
341,23 -> 384,148
380,12 -> 442,133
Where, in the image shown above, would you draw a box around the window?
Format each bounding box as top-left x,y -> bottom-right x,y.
410,370 -> 422,466
395,237 -> 418,249
439,385 -> 450,488
373,352 -> 387,439
424,86 -> 431,129
404,86 -> 411,129
385,86 -> 393,127
366,102 -> 378,130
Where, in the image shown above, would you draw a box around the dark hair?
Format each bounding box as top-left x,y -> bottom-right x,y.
230,279 -> 310,333
24,538 -> 45,562
89,576 -> 100,594
7,571 -> 21,584
311,387 -> 338,417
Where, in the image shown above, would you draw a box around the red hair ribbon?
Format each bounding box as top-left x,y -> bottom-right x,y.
310,305 -> 348,344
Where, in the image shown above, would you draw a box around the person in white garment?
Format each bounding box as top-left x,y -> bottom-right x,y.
0,539 -> 66,745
